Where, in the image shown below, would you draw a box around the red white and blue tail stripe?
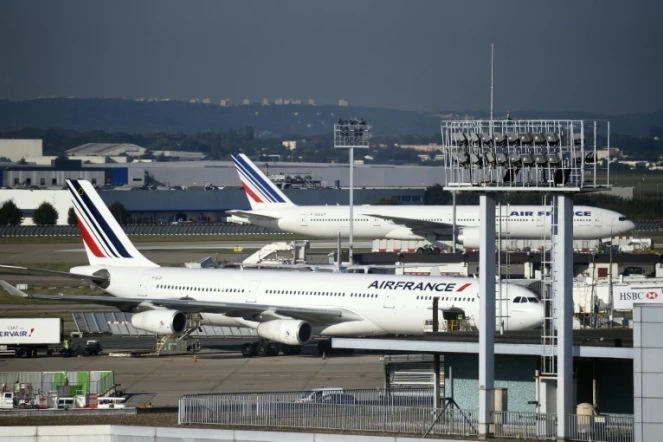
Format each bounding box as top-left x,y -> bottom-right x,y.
232,154 -> 294,210
66,180 -> 158,268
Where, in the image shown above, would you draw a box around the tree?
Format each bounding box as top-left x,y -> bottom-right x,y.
33,202 -> 59,225
0,200 -> 23,226
67,207 -> 77,225
373,197 -> 402,205
109,202 -> 128,224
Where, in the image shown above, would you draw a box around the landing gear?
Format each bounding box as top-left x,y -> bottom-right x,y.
241,340 -> 302,357
416,246 -> 441,255
241,343 -> 255,358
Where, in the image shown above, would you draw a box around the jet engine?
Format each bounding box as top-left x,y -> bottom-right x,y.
256,320 -> 313,345
457,227 -> 481,249
131,310 -> 187,335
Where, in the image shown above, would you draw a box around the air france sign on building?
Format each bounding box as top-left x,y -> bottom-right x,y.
613,286 -> 663,310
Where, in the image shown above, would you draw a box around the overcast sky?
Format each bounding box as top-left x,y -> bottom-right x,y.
1,0 -> 660,114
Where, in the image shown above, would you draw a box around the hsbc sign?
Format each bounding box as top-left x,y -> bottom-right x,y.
614,286 -> 663,310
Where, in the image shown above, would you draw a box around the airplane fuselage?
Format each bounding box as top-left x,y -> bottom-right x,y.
87,266 -> 543,334
231,204 -> 635,244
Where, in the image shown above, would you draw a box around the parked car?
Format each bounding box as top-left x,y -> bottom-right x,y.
320,393 -> 357,405
295,388 -> 344,403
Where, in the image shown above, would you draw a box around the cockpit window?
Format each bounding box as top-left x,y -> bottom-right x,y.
528,297 -> 539,303
513,297 -> 522,303
619,216 -> 628,221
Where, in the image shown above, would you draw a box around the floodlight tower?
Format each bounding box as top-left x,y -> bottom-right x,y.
442,119 -> 609,439
334,119 -> 370,264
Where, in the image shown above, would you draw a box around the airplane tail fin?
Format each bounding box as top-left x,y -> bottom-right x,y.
232,153 -> 295,210
66,180 -> 159,268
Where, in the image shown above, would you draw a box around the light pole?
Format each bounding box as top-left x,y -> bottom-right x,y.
334,119 -> 370,264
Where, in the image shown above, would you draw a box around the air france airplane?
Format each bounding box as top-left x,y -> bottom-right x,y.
0,180 -> 543,357
228,154 -> 635,250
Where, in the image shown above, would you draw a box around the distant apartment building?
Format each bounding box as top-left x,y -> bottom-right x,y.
274,98 -> 284,105
307,98 -> 316,105
282,141 -> 297,151
219,99 -> 231,107
262,98 -> 270,105
202,98 -> 212,104
338,99 -> 349,107
242,99 -> 250,105
398,144 -> 445,152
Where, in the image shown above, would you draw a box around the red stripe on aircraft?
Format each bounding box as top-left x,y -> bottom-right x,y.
76,215 -> 105,258
242,181 -> 264,203
456,283 -> 472,292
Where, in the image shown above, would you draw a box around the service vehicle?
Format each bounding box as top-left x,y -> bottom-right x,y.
0,318 -> 63,358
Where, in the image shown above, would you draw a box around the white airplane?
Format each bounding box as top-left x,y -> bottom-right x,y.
0,180 -> 543,357
228,154 -> 635,251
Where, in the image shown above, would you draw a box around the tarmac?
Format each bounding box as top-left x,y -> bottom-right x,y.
0,338 -> 385,408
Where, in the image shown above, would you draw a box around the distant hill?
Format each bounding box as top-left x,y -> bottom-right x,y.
0,98 -> 660,137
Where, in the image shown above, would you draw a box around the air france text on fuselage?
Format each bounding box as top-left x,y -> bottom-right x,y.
368,281 -> 470,292
509,211 -> 592,217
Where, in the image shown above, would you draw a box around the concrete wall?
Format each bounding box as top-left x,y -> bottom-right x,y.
1,425 -> 471,442
634,304 -> 663,442
0,139 -> 43,161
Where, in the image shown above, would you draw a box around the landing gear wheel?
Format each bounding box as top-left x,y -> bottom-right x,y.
317,340 -> 331,355
416,247 -> 425,254
16,348 -> 28,358
281,344 -> 292,355
255,342 -> 269,357
267,343 -> 279,356
425,247 -> 433,255
433,247 -> 441,254
241,343 -> 255,358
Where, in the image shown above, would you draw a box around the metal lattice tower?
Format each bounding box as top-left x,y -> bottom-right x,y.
442,118 -> 610,439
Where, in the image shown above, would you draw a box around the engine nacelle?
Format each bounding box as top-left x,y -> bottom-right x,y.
256,320 -> 313,345
131,310 -> 187,335
457,227 -> 481,249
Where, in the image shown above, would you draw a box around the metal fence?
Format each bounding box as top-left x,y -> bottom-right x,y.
0,224 -> 282,237
493,411 -> 557,440
178,389 -> 478,437
0,371 -> 114,396
569,414 -> 634,442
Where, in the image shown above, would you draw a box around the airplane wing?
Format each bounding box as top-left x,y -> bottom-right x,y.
226,210 -> 278,221
0,281 -> 361,326
0,265 -> 109,283
365,214 -> 453,235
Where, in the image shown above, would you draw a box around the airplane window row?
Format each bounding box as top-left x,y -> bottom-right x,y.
155,284 -> 244,293
417,295 -> 475,302
266,289 -> 346,297
265,289 -> 379,298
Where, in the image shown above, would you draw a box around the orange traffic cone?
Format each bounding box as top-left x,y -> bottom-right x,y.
193,354 -> 197,363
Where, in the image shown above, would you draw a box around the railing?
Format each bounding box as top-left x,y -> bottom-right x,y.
493,411 -> 557,440
569,414 -> 634,442
178,389 -> 478,437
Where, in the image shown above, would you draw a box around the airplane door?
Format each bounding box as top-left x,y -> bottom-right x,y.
384,291 -> 395,309
138,275 -> 150,297
301,214 -> 308,226
594,214 -> 602,227
246,280 -> 260,303
373,216 -> 381,226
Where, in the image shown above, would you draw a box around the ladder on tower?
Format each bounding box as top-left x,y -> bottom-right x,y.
540,195 -> 557,375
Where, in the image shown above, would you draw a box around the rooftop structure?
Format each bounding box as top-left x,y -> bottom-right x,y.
66,143 -> 146,157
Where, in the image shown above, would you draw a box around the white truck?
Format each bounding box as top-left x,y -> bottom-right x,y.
0,318 -> 63,358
